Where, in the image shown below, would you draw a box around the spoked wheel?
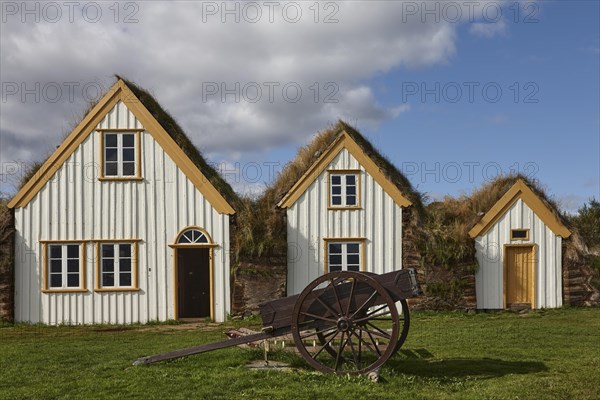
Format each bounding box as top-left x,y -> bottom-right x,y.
316,299 -> 410,357
291,271 -> 400,375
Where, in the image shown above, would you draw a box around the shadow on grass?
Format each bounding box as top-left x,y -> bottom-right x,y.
386,352 -> 548,380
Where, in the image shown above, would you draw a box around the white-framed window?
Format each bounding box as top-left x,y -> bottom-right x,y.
177,228 -> 210,244
43,242 -> 86,292
329,171 -> 359,208
98,242 -> 136,289
103,132 -> 137,177
326,241 -> 363,272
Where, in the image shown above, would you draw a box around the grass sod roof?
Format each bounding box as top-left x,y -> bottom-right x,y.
268,120 -> 424,212
421,173 -> 571,271
466,174 -> 571,232
117,76 -> 240,209
233,121 -> 425,263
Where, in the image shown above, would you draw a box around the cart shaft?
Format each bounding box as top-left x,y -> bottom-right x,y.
133,331 -> 274,365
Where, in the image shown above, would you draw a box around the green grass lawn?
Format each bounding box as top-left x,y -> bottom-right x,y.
1,308 -> 599,400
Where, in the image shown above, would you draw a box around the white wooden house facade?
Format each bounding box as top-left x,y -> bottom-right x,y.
278,129 -> 415,295
8,79 -> 236,324
469,179 -> 571,309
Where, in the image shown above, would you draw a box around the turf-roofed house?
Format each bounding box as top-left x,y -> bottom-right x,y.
8,78 -> 238,324
275,122 -> 422,296
469,178 -> 571,310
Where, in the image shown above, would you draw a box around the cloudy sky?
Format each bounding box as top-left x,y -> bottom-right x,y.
1,0 -> 598,212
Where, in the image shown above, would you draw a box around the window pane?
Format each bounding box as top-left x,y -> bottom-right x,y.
197,233 -> 208,243
329,255 -> 342,265
346,175 -> 356,185
67,259 -> 79,273
120,259 -> 131,272
120,273 -> 132,287
102,273 -> 114,287
329,264 -> 342,272
105,162 -> 118,176
67,274 -> 79,287
512,229 -> 528,239
119,244 -> 131,257
348,264 -> 360,272
50,259 -> 62,273
67,245 -> 79,258
182,231 -> 193,243
347,243 -> 360,254
122,149 -> 135,162
331,186 -> 341,195
346,186 -> 356,195
331,175 -> 341,185
331,196 -> 342,205
102,245 -> 114,258
346,196 -> 357,206
102,259 -> 114,273
105,134 -> 117,147
50,274 -> 62,288
122,134 -> 135,148
105,149 -> 118,162
122,162 -> 135,176
347,254 -> 360,265
329,243 -> 342,254
50,245 -> 62,259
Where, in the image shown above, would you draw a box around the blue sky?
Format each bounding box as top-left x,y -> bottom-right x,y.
1,1 -> 598,212
373,1 -> 600,209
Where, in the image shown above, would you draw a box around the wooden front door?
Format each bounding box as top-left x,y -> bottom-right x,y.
505,246 -> 535,308
177,248 -> 210,318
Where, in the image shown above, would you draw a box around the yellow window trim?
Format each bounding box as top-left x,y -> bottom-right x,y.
169,244 -> 218,248
41,289 -> 88,294
94,288 -> 141,293
98,130 -> 143,180
327,170 -> 362,209
94,241 -> 140,292
510,229 -> 530,241
469,179 -> 571,239
8,79 -> 235,215
323,238 -> 367,274
42,241 -> 87,293
173,226 -> 214,245
98,177 -> 144,182
278,131 -> 412,209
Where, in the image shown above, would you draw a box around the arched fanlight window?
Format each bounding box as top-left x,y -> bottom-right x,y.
177,228 -> 210,244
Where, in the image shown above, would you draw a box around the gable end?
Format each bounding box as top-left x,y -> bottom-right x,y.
8,80 -> 235,215
278,131 -> 412,209
468,179 -> 571,238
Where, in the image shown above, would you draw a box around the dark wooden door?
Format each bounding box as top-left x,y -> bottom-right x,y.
177,248 -> 210,318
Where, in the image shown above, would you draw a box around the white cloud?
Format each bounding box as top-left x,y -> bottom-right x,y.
557,194 -> 586,215
489,113 -> 508,124
469,19 -> 507,38
0,1 -> 510,194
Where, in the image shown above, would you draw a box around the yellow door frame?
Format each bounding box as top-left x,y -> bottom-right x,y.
503,244 -> 537,309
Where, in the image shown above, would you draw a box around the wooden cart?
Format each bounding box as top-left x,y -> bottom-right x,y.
134,269 -> 420,375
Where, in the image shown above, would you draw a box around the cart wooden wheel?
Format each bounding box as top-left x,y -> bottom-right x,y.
315,299 -> 410,357
291,271 -> 400,375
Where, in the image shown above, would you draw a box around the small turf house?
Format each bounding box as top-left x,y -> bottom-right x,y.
8,78 -> 237,324
277,123 -> 421,295
469,179 -> 571,309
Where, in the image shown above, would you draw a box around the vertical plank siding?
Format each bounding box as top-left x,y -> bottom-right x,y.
286,148 -> 403,295
14,101 -> 230,324
474,198 -> 562,309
